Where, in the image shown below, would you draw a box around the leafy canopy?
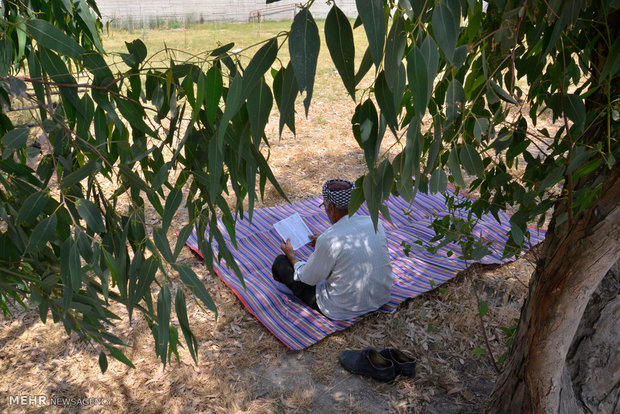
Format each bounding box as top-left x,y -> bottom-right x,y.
0,0 -> 287,370
0,0 -> 618,370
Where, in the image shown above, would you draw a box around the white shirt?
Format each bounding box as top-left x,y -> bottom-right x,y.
293,214 -> 394,320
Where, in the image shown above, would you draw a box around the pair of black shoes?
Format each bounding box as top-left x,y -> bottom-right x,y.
338,348 -> 416,382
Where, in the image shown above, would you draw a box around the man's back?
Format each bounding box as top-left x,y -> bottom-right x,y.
295,214 -> 394,320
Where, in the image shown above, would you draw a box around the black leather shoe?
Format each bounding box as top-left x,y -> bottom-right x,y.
338,348 -> 396,382
379,348 -> 416,378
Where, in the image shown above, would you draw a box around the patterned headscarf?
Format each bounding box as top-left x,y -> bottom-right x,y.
321,179 -> 355,210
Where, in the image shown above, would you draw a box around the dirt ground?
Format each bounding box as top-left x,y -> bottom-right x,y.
0,250 -> 535,413
0,70 -> 545,413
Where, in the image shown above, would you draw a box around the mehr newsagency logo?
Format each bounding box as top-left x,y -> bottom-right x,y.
8,394 -> 113,407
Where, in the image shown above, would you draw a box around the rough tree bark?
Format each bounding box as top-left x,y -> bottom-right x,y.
486,163 -> 620,413
564,259 -> 619,413
486,7 -> 620,411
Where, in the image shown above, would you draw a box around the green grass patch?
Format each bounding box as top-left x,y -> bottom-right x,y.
101,20 -> 370,92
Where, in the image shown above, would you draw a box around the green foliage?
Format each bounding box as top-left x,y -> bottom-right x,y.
1,0 -> 618,372
338,0 -> 619,258
477,300 -> 488,318
498,318 -> 519,365
0,0 -> 288,369
356,0 -> 385,68
289,8 -> 320,115
325,6 -> 356,99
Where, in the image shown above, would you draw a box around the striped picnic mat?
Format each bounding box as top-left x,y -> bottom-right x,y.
185,190 -> 545,350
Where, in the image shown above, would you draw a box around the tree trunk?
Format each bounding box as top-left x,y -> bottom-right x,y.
564,260 -> 619,413
486,163 -> 620,413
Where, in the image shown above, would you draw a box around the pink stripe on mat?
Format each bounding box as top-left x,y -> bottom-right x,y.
185,191 -> 545,350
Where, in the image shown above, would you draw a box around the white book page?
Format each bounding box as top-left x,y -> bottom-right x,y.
273,213 -> 312,250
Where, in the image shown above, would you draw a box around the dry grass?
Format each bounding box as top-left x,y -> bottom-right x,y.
0,22 -> 555,413
0,241 -> 536,413
0,92 -> 538,412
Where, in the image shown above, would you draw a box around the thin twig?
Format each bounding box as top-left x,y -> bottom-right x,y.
559,39 -> 575,227
510,1 -> 528,93
470,271 -> 501,374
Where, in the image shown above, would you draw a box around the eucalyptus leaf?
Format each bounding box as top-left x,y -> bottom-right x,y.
375,72 -> 398,136
26,215 -> 57,253
279,62 -> 298,136
446,79 -> 465,124
538,165 -> 565,190
573,158 -> 601,180
474,118 -> 489,142
247,79 -> 273,147
162,188 -> 183,232
377,159 -> 394,200
115,97 -> 157,138
175,289 -> 198,363
61,161 -> 100,189
363,171 -> 380,230
174,224 -> 194,261
26,19 -> 85,59
432,2 -> 459,63
39,48 -> 83,116
567,147 -> 594,175
325,5 -> 356,99
348,177 -> 366,215
563,94 -> 586,131
8,76 -> 27,98
217,72 -> 244,149
17,191 -> 49,224
392,63 -> 406,111
153,227 -> 174,263
204,66 -> 223,127
244,38 -> 278,97
76,0 -> 104,52
489,80 -> 518,105
356,0 -> 386,67
429,169 -> 448,194
2,128 -> 29,149
404,118 -> 422,186
425,118 -> 443,174
448,148 -> 465,188
384,12 -> 406,91
510,221 -> 525,246
125,39 -> 147,66
289,8 -> 320,115
98,351 -> 108,374
599,35 -> 620,81
460,144 -> 485,178
407,36 -> 439,120
102,248 -> 122,288
210,42 -> 234,56
358,99 -> 380,171
69,242 -> 81,292
156,285 -> 171,365
175,263 -> 218,316
76,198 -> 105,234
0,37 -> 11,77
134,257 -> 158,304
478,300 -> 489,317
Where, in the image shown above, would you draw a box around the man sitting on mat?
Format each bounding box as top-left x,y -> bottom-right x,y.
272,179 -> 394,320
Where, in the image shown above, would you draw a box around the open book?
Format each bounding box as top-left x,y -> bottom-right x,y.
273,213 -> 312,250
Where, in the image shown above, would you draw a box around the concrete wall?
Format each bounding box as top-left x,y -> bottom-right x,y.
96,0 -> 358,26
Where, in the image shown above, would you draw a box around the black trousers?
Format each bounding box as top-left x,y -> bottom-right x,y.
271,255 -> 321,313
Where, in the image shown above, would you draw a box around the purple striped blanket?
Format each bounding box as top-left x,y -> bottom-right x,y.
185,190 -> 545,350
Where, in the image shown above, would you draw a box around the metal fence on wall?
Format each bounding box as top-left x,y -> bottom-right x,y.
97,0 -> 358,29
4,0 -> 358,140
